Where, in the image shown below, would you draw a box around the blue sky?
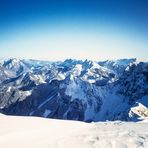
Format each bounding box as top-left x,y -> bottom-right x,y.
0,0 -> 148,61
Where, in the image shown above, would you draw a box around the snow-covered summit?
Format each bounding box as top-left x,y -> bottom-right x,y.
0,114 -> 148,148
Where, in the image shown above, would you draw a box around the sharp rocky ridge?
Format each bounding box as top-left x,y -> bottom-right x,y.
0,58 -> 147,122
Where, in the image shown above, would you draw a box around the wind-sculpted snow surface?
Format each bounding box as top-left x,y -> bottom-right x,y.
0,114 -> 148,148
0,58 -> 147,122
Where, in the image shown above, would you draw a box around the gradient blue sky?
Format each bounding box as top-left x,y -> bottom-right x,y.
0,0 -> 148,61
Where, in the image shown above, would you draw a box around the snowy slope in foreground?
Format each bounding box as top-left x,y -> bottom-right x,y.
0,114 -> 148,148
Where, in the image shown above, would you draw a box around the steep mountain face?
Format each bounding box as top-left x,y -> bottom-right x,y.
0,66 -> 15,82
0,58 -> 147,122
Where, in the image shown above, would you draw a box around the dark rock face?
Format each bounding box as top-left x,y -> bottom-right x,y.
0,58 -> 147,122
118,62 -> 148,104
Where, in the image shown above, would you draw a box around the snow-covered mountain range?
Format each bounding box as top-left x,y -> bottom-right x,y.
0,58 -> 147,122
